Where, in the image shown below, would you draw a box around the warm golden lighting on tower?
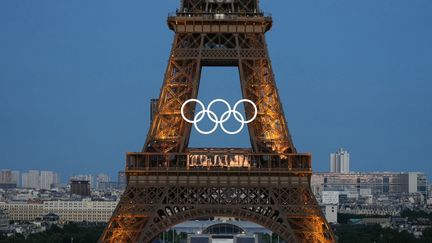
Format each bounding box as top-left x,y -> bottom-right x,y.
100,0 -> 335,242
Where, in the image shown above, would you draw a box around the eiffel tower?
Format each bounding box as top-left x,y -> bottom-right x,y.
100,1 -> 335,242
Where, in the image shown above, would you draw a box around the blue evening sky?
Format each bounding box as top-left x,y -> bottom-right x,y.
0,0 -> 431,181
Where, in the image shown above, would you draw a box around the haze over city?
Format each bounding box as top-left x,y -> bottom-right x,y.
0,0 -> 431,180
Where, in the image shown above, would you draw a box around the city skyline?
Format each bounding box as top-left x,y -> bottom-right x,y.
1,164 -> 430,185
0,0 -> 431,180
0,169 -> 120,186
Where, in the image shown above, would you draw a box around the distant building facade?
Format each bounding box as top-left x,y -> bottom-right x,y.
98,181 -> 123,190
330,148 -> 350,173
11,170 -> 20,187
70,180 -> 91,197
70,174 -> 94,188
0,201 -> 43,221
118,171 -> 127,190
20,170 -> 59,190
311,172 -> 428,198
40,171 -> 60,190
0,199 -> 118,222
0,170 -> 13,184
96,173 -> 111,189
323,205 -> 337,224
0,169 -> 19,188
22,170 -> 41,189
118,171 -> 126,184
401,172 -> 428,194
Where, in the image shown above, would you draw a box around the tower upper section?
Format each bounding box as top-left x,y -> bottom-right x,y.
169,0 -> 272,33
180,0 -> 259,14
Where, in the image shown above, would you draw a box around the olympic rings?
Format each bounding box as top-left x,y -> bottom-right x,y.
181,98 -> 258,135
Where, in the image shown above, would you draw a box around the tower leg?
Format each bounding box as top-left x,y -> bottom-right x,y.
237,34 -> 296,154
144,34 -> 203,153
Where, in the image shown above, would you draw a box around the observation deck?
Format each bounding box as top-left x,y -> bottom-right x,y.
125,149 -> 312,187
126,148 -> 311,172
167,11 -> 273,33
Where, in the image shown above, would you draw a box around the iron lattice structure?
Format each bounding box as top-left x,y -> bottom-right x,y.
100,1 -> 335,242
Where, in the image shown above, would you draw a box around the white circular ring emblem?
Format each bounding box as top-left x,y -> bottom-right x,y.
181,99 -> 258,135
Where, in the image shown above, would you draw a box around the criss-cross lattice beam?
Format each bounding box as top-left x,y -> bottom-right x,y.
239,56 -> 296,153
100,179 -> 333,243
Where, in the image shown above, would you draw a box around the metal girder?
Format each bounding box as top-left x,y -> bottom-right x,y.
100,179 -> 332,243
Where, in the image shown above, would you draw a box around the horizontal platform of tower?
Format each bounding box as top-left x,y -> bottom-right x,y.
125,150 -> 312,172
168,13 -> 272,33
170,0 -> 271,33
168,16 -> 272,34
180,0 -> 260,14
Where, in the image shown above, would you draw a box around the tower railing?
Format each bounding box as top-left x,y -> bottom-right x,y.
126,152 -> 311,172
171,10 -> 271,16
